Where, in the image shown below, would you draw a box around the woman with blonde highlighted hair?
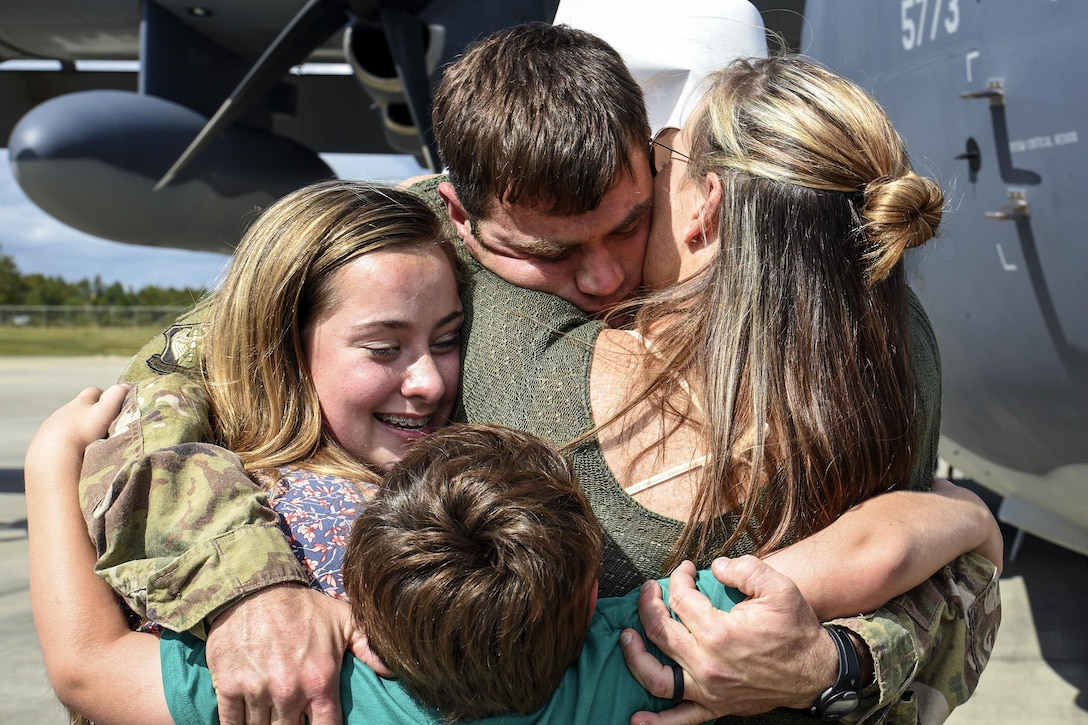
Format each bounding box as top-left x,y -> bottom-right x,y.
585,56 -> 996,720
609,55 -> 947,564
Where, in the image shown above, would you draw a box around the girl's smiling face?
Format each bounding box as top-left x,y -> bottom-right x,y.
303,245 -> 463,471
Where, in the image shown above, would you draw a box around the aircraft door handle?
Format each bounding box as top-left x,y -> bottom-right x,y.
985,190 -> 1029,220
961,79 -> 1005,106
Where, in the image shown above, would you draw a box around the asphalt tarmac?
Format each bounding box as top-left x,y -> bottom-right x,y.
1,355 -> 1086,723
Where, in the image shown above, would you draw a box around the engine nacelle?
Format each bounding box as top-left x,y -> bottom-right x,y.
8,90 -> 333,252
343,22 -> 444,164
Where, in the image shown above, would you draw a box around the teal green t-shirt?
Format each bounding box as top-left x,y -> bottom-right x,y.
161,571 -> 742,724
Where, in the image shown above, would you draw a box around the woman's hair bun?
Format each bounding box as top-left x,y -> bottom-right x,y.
860,173 -> 943,285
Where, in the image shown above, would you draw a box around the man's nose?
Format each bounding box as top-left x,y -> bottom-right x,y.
575,242 -> 626,300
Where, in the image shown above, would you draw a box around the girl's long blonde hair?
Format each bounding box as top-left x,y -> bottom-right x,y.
633,56 -> 944,565
200,181 -> 456,487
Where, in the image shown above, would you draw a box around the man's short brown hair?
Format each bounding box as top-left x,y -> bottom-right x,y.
432,22 -> 650,220
343,424 -> 602,720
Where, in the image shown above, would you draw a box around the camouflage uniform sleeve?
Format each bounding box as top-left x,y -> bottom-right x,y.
79,374 -> 307,638
834,552 -> 1001,724
118,305 -> 212,385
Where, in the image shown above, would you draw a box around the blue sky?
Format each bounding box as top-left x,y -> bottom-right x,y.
0,149 -> 426,291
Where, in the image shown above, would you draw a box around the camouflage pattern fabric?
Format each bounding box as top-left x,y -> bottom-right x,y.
835,553 -> 1001,724
78,177 -> 1001,721
79,372 -> 307,637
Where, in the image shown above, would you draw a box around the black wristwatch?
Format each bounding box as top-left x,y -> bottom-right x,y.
810,624 -> 862,720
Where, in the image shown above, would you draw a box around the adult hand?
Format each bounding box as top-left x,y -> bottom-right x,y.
621,557 -> 838,724
207,583 -> 389,725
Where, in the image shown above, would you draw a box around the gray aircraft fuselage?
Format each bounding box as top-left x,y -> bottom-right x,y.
801,0 -> 1088,555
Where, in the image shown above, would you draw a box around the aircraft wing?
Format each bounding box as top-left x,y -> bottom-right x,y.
0,2 -> 384,149
1,0 -> 559,251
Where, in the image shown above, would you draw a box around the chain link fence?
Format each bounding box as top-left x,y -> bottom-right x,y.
0,305 -> 186,328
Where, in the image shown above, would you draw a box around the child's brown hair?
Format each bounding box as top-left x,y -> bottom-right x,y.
343,423 -> 602,720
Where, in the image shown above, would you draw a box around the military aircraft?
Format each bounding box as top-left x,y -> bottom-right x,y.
795,0 -> 1088,558
2,0 -> 558,252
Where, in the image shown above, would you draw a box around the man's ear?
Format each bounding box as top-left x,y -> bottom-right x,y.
437,181 -> 472,241
684,173 -> 723,247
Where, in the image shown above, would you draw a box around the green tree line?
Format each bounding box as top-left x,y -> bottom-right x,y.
0,242 -> 208,307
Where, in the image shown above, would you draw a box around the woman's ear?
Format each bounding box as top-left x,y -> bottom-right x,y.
684,173 -> 723,247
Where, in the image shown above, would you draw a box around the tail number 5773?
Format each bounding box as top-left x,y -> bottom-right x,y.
901,0 -> 961,51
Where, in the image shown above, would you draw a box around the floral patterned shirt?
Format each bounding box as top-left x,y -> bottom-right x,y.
255,466 -> 379,599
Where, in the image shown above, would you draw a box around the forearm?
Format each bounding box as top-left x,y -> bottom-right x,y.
88,445 -> 308,632
764,481 -> 1001,620
80,375 -> 308,634
25,403 -> 171,725
80,378 -> 352,725
29,505 -> 168,724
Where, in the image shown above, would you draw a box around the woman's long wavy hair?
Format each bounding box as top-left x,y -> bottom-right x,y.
633,56 -> 944,565
199,181 -> 456,488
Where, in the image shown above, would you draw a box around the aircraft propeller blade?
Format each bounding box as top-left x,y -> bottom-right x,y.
154,0 -> 348,190
378,6 -> 441,171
